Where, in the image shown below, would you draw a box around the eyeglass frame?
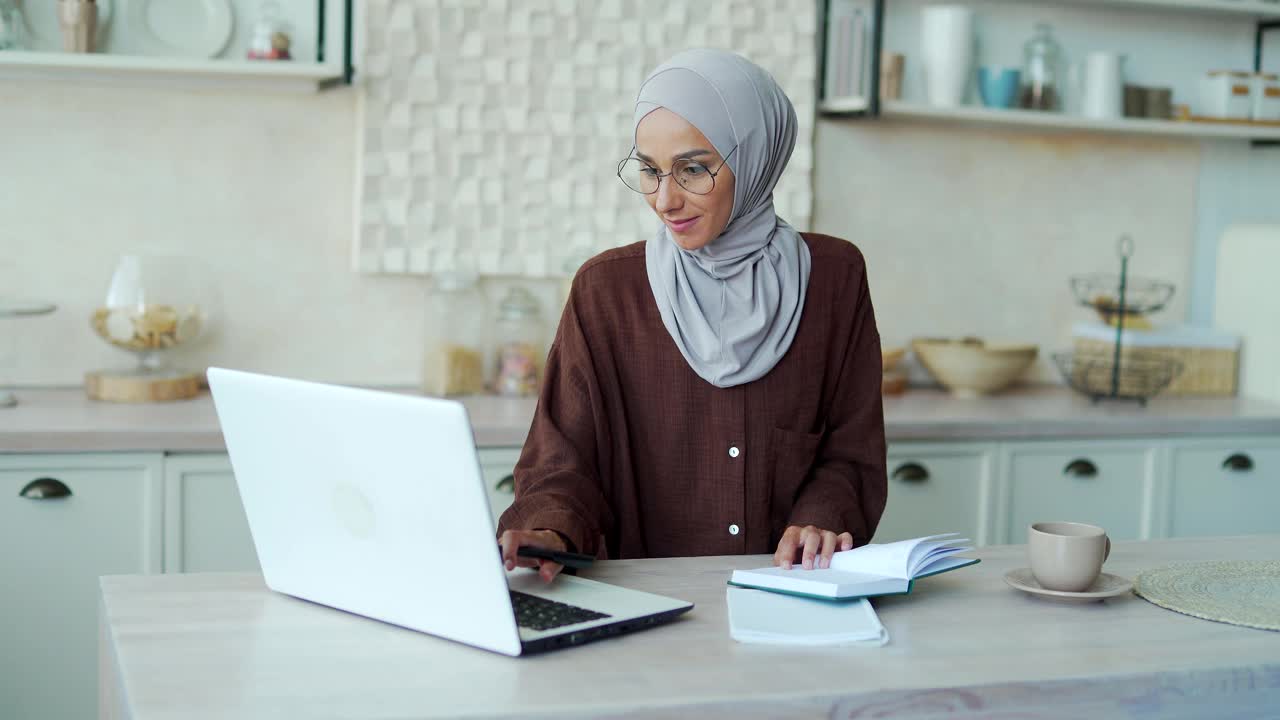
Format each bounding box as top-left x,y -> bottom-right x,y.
615,144 -> 739,196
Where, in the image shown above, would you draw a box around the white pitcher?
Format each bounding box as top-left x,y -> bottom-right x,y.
1079,52 -> 1126,120
920,5 -> 975,108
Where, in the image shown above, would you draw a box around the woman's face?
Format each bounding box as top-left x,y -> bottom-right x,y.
634,108 -> 736,252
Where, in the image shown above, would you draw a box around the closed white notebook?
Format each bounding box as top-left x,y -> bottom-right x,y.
726,586 -> 888,647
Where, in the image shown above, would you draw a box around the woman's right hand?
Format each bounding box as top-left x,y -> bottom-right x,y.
499,528 -> 569,583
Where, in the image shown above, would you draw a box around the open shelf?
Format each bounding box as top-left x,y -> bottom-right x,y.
869,100 -> 1280,141
994,0 -> 1280,20
0,51 -> 345,92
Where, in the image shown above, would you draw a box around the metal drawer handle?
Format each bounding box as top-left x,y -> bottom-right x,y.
19,477 -> 73,500
494,474 -> 515,494
1064,459 -> 1098,478
1222,453 -> 1255,472
891,462 -> 929,483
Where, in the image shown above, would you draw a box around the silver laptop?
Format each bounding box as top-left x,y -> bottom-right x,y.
207,367 -> 693,656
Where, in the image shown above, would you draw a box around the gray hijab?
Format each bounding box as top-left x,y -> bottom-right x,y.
635,49 -> 811,388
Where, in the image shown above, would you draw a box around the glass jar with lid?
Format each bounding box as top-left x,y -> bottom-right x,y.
1019,22 -> 1063,111
421,271 -> 488,396
492,286 -> 546,397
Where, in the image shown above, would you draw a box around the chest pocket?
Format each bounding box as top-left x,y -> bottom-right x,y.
769,427 -> 823,538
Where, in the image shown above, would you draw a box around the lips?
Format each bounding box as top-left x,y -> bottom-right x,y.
666,216 -> 700,233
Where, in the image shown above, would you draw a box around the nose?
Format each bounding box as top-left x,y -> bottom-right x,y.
654,175 -> 683,214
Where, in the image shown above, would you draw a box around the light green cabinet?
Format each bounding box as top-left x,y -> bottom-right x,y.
163,453 -> 260,573
479,447 -> 521,527
998,441 -> 1157,544
874,443 -> 995,545
1167,437 -> 1280,538
0,453 -> 163,720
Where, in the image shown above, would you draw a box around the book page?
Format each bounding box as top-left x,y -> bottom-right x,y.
908,536 -> 973,577
829,533 -> 962,579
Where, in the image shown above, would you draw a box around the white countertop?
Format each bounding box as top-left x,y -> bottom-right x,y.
98,535 -> 1280,719
3,385 -> 1280,453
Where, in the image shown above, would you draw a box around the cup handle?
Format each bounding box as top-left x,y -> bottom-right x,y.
1103,535 -> 1111,563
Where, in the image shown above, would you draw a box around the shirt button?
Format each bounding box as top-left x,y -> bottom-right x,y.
729,524 -> 740,536
728,446 -> 741,458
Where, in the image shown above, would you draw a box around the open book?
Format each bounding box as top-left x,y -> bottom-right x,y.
729,533 -> 979,600
726,586 -> 888,646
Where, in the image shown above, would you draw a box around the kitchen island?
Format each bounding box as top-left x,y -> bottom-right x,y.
99,534 -> 1280,719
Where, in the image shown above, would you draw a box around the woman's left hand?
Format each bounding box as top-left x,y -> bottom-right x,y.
773,525 -> 854,570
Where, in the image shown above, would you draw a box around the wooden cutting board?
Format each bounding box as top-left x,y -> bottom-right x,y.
1215,224 -> 1280,403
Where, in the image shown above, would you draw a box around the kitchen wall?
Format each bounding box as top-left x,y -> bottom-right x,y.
815,120 -> 1198,384
0,3 -> 1272,389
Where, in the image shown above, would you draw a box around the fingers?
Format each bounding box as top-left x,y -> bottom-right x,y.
498,530 -> 547,571
818,530 -> 839,569
801,527 -> 822,570
538,559 -> 564,583
839,532 -> 854,552
773,526 -> 802,569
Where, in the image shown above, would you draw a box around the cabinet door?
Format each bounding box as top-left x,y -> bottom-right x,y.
873,443 -> 995,546
1000,442 -> 1155,544
0,453 -> 162,720
478,447 -> 522,527
1169,438 -> 1280,538
163,453 -> 260,573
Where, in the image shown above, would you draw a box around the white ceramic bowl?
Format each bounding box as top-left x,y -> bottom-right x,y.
912,337 -> 1038,397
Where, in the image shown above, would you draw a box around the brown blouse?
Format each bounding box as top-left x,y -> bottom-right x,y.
496,233 -> 887,559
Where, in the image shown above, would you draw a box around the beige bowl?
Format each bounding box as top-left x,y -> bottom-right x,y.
882,346 -> 906,372
912,337 -> 1038,397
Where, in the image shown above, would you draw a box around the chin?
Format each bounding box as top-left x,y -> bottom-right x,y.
673,234 -> 713,252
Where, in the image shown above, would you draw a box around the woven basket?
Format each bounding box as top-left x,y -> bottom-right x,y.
1072,337 -> 1238,396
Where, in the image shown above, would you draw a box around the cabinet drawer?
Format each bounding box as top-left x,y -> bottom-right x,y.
0,454 -> 162,720
1003,444 -> 1153,543
478,447 -> 521,527
1170,441 -> 1280,538
164,454 -> 260,573
874,444 -> 993,545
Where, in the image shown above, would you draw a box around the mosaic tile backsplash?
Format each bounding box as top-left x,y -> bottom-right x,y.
357,0 -> 817,277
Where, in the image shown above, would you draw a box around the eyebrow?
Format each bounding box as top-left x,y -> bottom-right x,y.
634,148 -> 714,164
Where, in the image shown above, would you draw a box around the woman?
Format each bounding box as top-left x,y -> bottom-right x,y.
498,49 -> 886,582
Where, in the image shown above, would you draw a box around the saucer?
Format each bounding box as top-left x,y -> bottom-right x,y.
1004,568 -> 1133,604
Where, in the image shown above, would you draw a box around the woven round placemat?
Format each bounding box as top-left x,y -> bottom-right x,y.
1134,561 -> 1280,632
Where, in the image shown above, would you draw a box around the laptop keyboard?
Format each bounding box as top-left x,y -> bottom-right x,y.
510,590 -> 611,631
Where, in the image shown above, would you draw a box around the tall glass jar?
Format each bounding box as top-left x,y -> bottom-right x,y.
492,286 -> 546,397
421,272 -> 488,397
1019,23 -> 1063,111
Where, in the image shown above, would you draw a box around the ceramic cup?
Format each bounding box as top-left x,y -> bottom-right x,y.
1028,521 -> 1110,592
979,67 -> 1021,108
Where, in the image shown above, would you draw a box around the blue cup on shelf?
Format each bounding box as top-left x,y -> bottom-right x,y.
978,67 -> 1022,109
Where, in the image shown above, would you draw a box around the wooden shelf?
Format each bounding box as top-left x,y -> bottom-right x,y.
0,52 -> 346,92
863,101 -> 1280,142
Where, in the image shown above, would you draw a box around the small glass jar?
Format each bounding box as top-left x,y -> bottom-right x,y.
421,272 -> 488,396
247,0 -> 292,60
492,286 -> 546,397
1019,23 -> 1063,111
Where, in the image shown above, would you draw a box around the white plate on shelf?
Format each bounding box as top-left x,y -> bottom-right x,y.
18,0 -> 114,52
125,0 -> 234,58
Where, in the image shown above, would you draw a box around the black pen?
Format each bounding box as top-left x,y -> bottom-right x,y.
509,545 -> 596,570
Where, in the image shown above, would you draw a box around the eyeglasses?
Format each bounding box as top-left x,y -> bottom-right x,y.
616,145 -> 737,196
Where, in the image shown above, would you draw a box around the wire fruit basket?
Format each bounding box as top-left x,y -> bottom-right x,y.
1054,236 -> 1181,405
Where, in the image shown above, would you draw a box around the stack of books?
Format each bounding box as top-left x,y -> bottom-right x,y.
726,534 -> 977,646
